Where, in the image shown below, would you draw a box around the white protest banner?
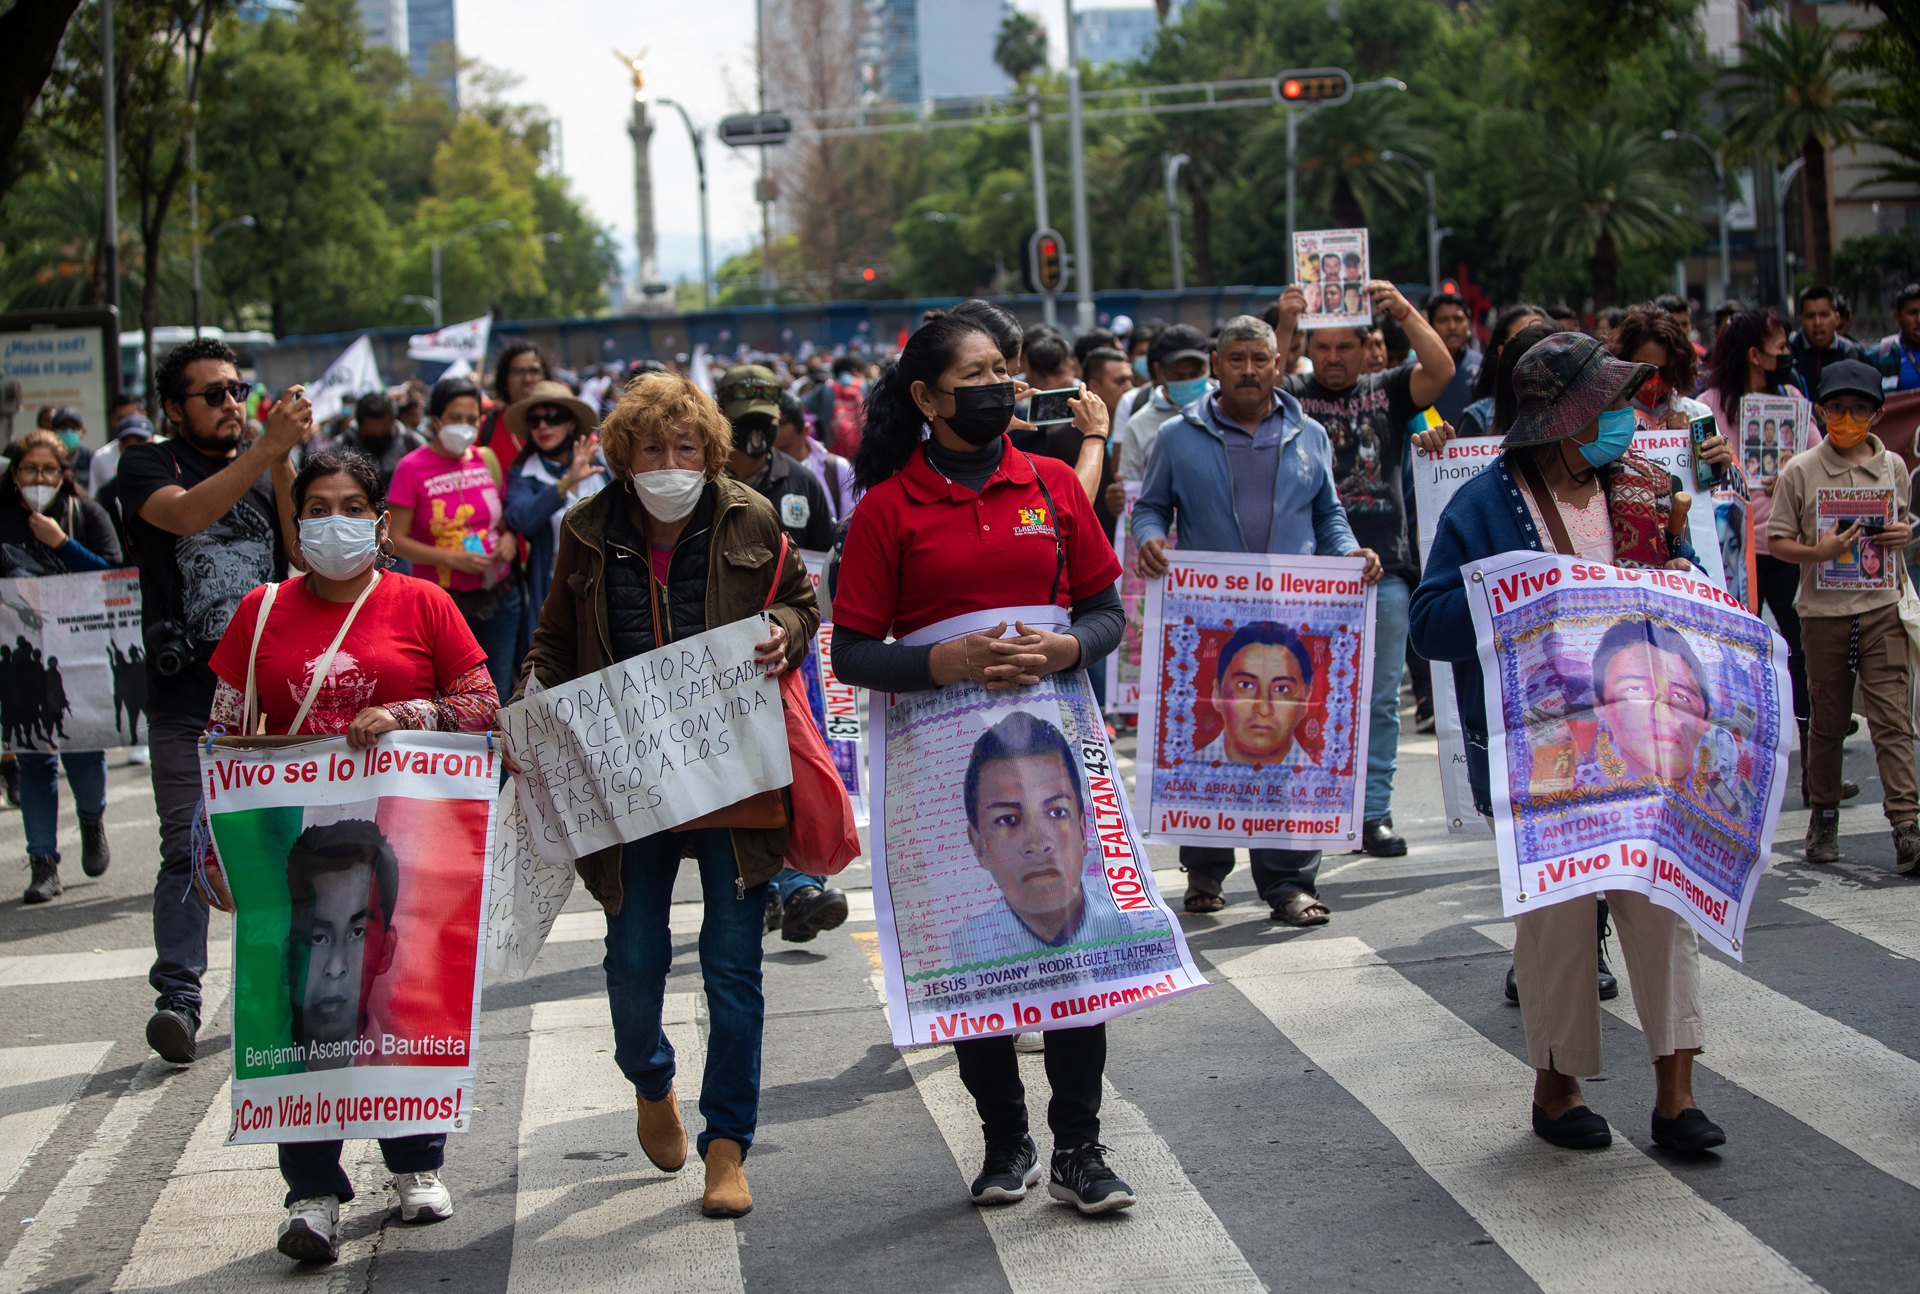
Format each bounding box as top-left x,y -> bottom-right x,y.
305,335 -> 383,424
203,733 -> 495,1144
484,771 -> 574,977
1105,480 -> 1167,717
1292,228 -> 1370,330
1137,551 -> 1373,849
407,314 -> 492,365
496,617 -> 791,863
1630,426 -> 1726,590
0,568 -> 147,753
1465,551 -> 1790,958
1411,435 -> 1504,834
798,550 -> 869,826
869,607 -> 1205,1047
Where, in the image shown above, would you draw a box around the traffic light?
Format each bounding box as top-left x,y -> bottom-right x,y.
1274,68 -> 1353,108
1027,229 -> 1065,293
717,113 -> 793,147
1438,278 -> 1460,298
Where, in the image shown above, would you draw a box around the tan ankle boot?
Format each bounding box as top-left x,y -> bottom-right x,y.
636,1088 -> 686,1172
701,1138 -> 752,1217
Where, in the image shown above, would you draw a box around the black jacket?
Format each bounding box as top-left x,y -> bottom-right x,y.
0,482 -> 123,577
740,450 -> 837,552
604,484 -> 715,657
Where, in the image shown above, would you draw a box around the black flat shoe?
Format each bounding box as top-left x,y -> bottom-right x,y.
1532,1103 -> 1611,1149
1503,963 -> 1518,1004
1651,1108 -> 1726,1153
1361,818 -> 1407,858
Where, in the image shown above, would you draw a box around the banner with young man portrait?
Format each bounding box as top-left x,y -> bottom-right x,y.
1465,551 -> 1791,958
868,608 -> 1205,1049
1135,551 -> 1375,849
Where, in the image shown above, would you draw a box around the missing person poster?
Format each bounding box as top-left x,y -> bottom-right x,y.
1465,551 -> 1790,958
0,568 -> 147,753
1105,481 -> 1168,717
1136,551 -> 1374,849
1629,428 -> 1726,591
204,733 -> 496,1144
1714,476 -> 1758,613
496,617 -> 792,863
1293,228 -> 1370,330
1411,435 -> 1505,835
800,549 -> 868,825
868,608 -> 1205,1048
1815,487 -> 1899,590
1738,393 -> 1810,488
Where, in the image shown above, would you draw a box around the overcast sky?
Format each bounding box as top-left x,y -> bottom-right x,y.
458,1 -> 1121,283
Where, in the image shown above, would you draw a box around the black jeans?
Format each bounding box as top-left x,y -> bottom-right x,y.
148,710 -> 210,1024
1755,553 -> 1810,721
278,1133 -> 445,1205
1180,846 -> 1321,905
954,1023 -> 1105,1151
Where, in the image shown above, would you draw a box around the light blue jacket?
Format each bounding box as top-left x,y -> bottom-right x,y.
1131,389 -> 1357,558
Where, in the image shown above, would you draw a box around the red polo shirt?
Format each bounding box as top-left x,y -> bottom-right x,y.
833,444 -> 1122,640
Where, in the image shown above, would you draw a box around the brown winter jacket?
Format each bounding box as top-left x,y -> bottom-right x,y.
513,475 -> 819,913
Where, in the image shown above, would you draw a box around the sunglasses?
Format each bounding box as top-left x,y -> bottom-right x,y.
525,409 -> 575,428
722,377 -> 781,401
183,382 -> 254,408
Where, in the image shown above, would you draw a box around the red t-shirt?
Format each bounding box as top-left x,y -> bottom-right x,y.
209,574 -> 488,735
833,444 -> 1122,640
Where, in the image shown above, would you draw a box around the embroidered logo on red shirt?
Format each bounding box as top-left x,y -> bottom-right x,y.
1012,505 -> 1056,537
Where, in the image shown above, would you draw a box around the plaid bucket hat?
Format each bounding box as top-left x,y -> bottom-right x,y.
1502,331 -> 1654,449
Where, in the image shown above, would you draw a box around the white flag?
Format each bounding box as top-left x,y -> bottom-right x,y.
408,313 -> 492,364
439,358 -> 474,381
306,335 -> 382,423
689,343 -> 715,396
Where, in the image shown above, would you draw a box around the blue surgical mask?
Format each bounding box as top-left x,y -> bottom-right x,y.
1132,355 -> 1149,381
1165,377 -> 1210,408
298,515 -> 382,580
1579,407 -> 1638,467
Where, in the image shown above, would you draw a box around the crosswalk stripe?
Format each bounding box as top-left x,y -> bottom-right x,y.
1778,870 -> 1920,962
0,1040 -> 113,1200
1473,921 -> 1920,1190
869,974 -> 1267,1293
1211,936 -> 1821,1294
0,941 -> 233,989
506,993 -> 743,1294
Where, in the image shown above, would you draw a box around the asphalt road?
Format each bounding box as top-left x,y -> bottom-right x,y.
0,708 -> 1916,1294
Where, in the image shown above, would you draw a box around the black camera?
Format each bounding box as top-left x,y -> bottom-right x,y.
143,619 -> 191,677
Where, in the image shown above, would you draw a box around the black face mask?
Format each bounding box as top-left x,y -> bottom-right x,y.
938,381 -> 1017,447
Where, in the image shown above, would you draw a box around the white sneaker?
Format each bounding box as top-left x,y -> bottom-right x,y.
1013,1031 -> 1045,1053
394,1171 -> 453,1222
128,746 -> 150,765
276,1195 -> 340,1262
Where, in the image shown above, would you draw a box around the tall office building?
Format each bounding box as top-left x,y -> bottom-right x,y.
874,0 -> 1010,104
357,0 -> 407,51
1073,5 -> 1163,66
408,0 -> 459,105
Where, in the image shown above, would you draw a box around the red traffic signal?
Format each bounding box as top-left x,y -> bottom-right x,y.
1027,229 -> 1065,293
1273,68 -> 1353,107
1438,279 -> 1460,297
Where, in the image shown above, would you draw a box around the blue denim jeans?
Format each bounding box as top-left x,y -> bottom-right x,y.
278,1133 -> 444,1205
770,866 -> 827,901
604,828 -> 767,1156
463,584 -> 524,710
1366,574 -> 1412,822
17,750 -> 107,859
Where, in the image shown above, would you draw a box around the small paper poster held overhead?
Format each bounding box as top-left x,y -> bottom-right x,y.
1293,228 -> 1371,331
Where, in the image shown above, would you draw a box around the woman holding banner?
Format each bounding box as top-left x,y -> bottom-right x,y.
829,309 -> 1140,1215
201,449 -> 500,1261
2,430 -> 122,903
1410,331 -> 1731,1156
511,373 -> 816,1221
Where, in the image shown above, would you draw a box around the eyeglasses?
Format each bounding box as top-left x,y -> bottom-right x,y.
183,381 -> 253,408
13,464 -> 61,482
525,409 -> 574,428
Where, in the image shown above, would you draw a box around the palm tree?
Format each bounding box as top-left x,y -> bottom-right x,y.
1718,18 -> 1875,285
1505,122 -> 1696,309
993,12 -> 1047,83
1252,92 -> 1440,231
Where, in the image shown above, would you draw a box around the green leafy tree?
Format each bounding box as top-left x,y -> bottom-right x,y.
994,11 -> 1048,82
1840,3 -> 1920,191
1718,17 -> 1875,285
1494,0 -> 1705,108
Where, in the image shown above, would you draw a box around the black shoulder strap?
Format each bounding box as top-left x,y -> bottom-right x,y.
1511,453 -> 1578,558
1020,452 -> 1067,606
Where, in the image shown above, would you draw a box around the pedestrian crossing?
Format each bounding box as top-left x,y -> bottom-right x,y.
3,874 -> 1919,1292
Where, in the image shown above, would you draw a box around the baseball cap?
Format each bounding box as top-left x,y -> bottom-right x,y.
1817,358 -> 1885,409
1503,332 -> 1653,449
1147,323 -> 1211,371
49,406 -> 84,430
114,413 -> 155,440
717,364 -> 781,421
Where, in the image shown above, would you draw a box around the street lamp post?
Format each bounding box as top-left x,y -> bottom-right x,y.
430,219 -> 512,327
1064,0 -> 1094,333
192,215 -> 255,336
101,0 -> 118,313
1380,149 -> 1440,292
656,98 -> 712,308
1027,85 -> 1055,328
1163,153 -> 1190,292
1774,157 -> 1805,314
1661,129 -> 1730,308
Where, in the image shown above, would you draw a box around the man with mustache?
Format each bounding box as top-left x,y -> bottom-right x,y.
118,337 -> 308,1065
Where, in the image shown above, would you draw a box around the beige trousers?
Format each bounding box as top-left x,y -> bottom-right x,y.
1513,890 -> 1703,1076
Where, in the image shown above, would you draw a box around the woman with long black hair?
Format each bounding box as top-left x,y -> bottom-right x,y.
1456,303 -> 1549,438
829,308 -> 1137,1214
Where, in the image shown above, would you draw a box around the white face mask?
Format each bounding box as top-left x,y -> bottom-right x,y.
298,515 -> 382,580
629,468 -> 705,522
21,484 -> 58,512
437,422 -> 479,455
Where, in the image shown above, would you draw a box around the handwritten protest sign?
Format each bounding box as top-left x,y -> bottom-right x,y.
0,568 -> 147,753
1137,551 -> 1373,848
1411,435 -> 1504,834
800,550 -> 868,825
1105,481 -> 1167,717
1465,551 -> 1790,957
1293,228 -> 1370,330
484,770 -> 574,977
869,608 -> 1205,1047
496,617 -> 792,863
202,733 -> 494,1144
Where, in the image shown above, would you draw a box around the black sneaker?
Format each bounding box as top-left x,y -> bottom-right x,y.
1596,899 -> 1619,1001
969,1135 -> 1041,1205
781,885 -> 850,943
1048,1143 -> 1136,1214
147,1008 -> 199,1064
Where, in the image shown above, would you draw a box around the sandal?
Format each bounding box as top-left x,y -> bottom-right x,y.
1183,890 -> 1227,914
1272,892 -> 1331,927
